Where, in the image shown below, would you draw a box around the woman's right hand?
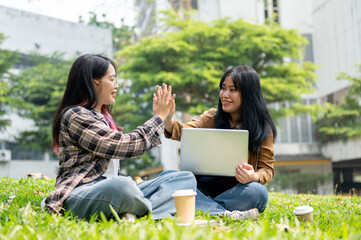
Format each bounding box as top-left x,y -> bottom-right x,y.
153,83 -> 175,122
163,94 -> 175,133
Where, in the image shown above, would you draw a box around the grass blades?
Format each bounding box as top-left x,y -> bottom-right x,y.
1,177 -> 360,239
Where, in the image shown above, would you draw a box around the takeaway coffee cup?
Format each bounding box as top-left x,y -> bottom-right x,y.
293,205 -> 314,222
172,189 -> 197,224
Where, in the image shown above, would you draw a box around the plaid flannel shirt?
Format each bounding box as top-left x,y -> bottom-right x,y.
45,106 -> 163,213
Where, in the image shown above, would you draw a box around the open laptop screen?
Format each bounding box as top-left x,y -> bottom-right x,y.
180,128 -> 249,176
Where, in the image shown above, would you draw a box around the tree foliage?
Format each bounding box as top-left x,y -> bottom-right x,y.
115,11 -> 317,130
0,33 -> 18,131
315,64 -> 361,142
7,53 -> 71,151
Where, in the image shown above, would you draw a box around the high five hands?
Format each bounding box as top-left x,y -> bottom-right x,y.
153,83 -> 176,122
235,162 -> 260,184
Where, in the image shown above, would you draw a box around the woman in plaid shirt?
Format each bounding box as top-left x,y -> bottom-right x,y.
44,54 -> 197,220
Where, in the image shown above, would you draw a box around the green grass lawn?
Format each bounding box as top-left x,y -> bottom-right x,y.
1,177 -> 360,239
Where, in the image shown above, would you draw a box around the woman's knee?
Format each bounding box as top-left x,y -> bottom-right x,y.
248,182 -> 268,198
103,177 -> 141,196
159,170 -> 178,176
172,171 -> 197,192
176,171 -> 197,189
102,177 -> 151,213
243,182 -> 268,212
160,170 -> 197,189
178,171 -> 196,180
94,177 -> 145,207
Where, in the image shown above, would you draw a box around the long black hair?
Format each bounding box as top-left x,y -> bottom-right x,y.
214,66 -> 277,154
52,54 -> 117,150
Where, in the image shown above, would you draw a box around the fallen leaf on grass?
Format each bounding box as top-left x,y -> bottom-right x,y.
27,173 -> 51,180
212,226 -> 231,232
1,204 -> 10,210
276,224 -> 292,232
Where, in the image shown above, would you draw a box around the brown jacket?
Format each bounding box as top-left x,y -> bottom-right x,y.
164,108 -> 275,184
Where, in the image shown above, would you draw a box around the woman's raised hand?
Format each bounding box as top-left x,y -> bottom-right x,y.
153,83 -> 176,122
163,88 -> 176,133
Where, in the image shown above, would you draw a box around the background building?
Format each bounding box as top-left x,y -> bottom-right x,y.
0,5 -> 113,178
313,0 -> 361,193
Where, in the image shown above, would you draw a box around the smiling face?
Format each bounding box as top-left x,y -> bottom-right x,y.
220,75 -> 242,121
93,64 -> 118,112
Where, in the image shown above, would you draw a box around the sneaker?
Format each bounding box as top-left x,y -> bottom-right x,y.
119,212 -> 136,222
222,208 -> 259,221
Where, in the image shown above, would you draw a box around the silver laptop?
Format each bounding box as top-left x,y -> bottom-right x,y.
180,128 -> 249,176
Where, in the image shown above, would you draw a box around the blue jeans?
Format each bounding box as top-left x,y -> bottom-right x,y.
63,171 -> 197,220
137,170 -> 197,219
195,178 -> 269,215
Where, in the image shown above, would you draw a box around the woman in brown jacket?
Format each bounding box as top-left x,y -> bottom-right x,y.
162,66 -> 277,219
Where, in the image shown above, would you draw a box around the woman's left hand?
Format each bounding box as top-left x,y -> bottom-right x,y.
235,162 -> 260,184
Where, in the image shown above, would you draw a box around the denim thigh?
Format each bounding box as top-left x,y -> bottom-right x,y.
137,170 -> 197,219
64,176 -> 152,220
214,182 -> 269,212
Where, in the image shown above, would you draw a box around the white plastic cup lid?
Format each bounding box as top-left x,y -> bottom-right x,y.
172,189 -> 197,197
293,205 -> 313,215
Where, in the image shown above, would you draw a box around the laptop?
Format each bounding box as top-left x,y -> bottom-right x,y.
180,128 -> 249,176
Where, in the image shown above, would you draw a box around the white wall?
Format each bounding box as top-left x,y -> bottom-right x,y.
321,137 -> 361,162
219,0 -> 264,24
279,0 -> 313,33
275,143 -> 320,155
0,5 -> 112,59
197,0 -> 264,24
312,0 -> 361,98
196,0 -> 220,22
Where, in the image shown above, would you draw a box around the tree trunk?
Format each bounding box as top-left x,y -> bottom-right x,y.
182,93 -> 192,122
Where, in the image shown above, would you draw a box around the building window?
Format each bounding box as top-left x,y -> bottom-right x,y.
264,0 -> 279,23
191,0 -> 198,9
264,0 -> 269,19
303,34 -> 314,62
272,99 -> 317,144
5,141 -> 44,160
169,0 -> 197,10
290,115 -> 299,143
273,0 -> 279,23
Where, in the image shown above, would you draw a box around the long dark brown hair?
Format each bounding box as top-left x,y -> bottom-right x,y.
214,66 -> 277,154
52,54 -> 118,153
